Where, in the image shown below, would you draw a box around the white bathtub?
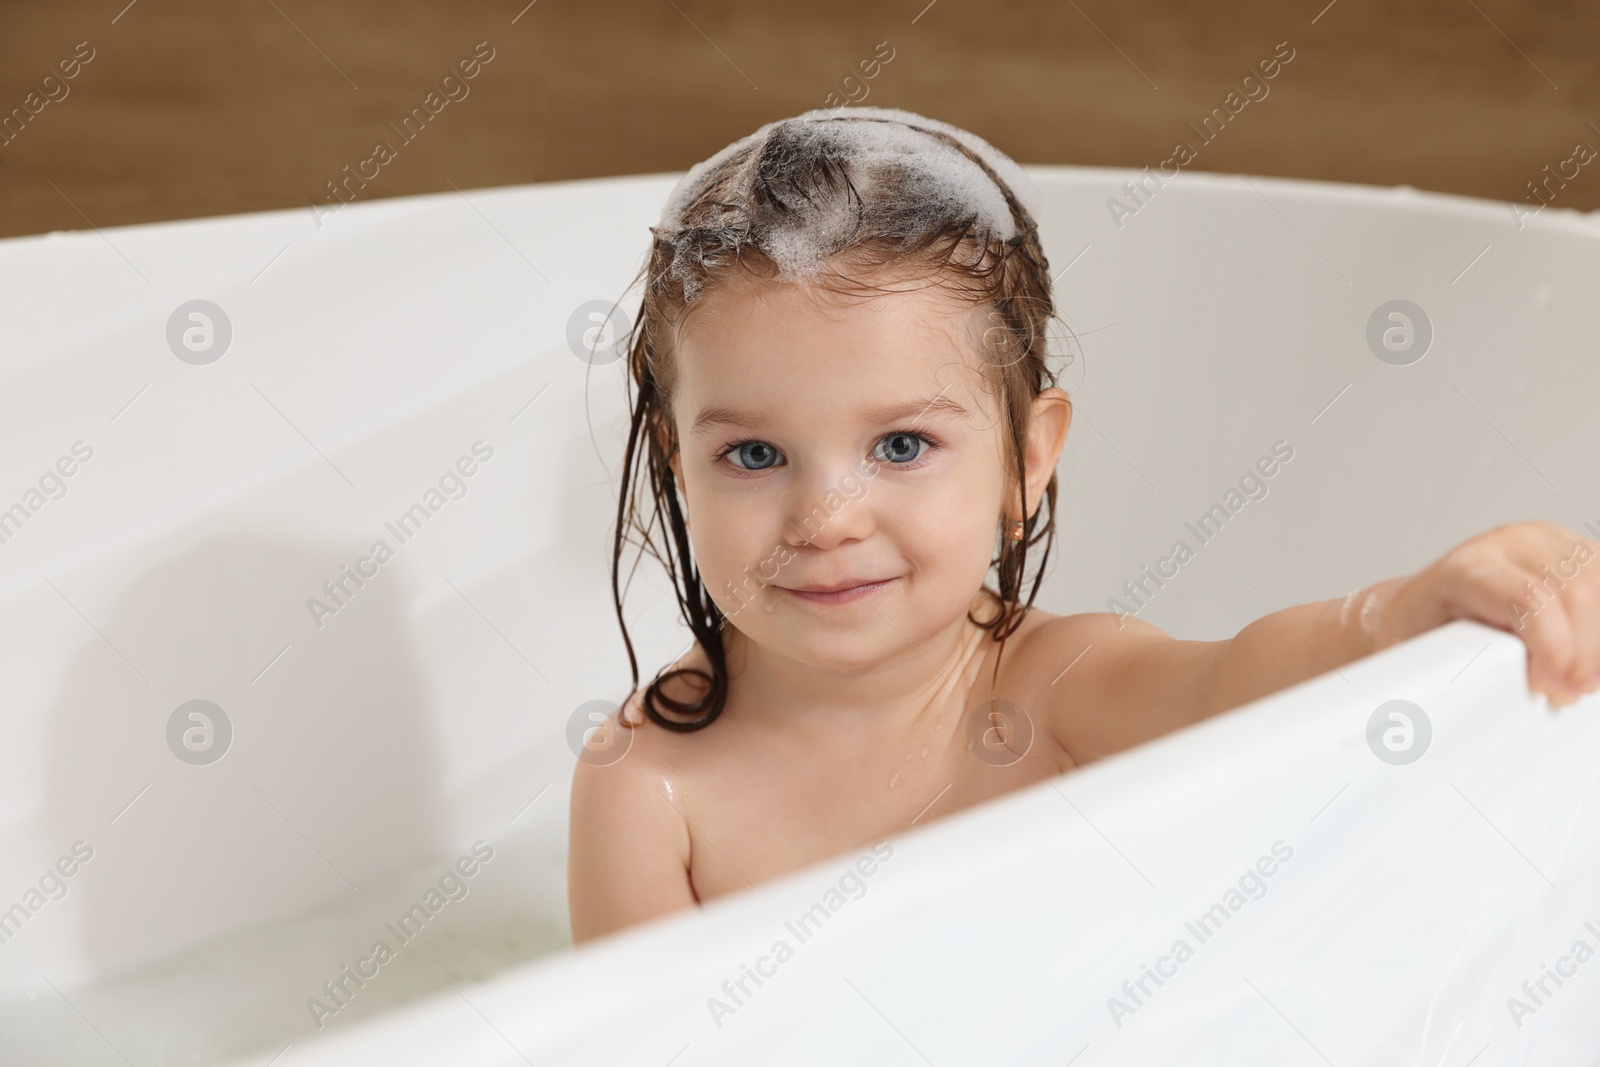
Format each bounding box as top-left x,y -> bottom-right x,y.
1,164 -> 1598,1066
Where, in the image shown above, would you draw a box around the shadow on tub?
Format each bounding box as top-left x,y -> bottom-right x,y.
16,532 -> 565,1066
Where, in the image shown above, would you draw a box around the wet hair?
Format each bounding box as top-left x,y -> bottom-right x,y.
606,107 -> 1069,732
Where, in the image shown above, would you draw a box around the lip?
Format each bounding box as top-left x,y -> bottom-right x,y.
779,577 -> 898,605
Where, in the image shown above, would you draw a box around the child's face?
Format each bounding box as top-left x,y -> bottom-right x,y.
667,270 -> 1069,671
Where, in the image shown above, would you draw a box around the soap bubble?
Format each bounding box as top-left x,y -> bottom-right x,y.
655,107 -> 1043,307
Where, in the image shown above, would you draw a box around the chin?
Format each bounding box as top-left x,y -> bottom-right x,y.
787,641 -> 902,674
740,615 -> 895,666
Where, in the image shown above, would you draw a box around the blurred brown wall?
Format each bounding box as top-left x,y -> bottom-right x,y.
1,0 -> 1597,239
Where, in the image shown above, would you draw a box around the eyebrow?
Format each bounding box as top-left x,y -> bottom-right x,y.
689,393 -> 973,438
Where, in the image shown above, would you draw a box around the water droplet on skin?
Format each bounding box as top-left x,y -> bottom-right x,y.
888,772 -> 900,788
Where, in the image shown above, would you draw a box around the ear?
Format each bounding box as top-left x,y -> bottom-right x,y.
1008,387 -> 1071,523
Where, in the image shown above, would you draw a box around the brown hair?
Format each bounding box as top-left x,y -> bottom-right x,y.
606,112 -> 1068,732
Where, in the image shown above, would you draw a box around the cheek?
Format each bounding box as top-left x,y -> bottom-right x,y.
689,495 -> 778,578
898,478 -> 1001,567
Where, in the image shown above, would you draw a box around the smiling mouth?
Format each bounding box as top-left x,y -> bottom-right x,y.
778,577 -> 898,605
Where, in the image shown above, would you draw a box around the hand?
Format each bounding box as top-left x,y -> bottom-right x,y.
1359,520 -> 1600,706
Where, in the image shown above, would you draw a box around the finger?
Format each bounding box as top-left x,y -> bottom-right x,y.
1547,537 -> 1600,696
1439,553 -> 1577,702
1505,524 -> 1600,699
1514,569 -> 1582,704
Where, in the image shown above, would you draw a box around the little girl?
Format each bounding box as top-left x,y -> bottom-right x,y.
568,106 -> 1600,944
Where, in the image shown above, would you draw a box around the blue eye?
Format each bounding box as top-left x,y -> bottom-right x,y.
715,431 -> 940,476
874,432 -> 931,465
723,440 -> 782,471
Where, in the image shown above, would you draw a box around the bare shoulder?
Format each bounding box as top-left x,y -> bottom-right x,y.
567,653 -> 715,944
1004,608 -> 1175,688
1005,609 -> 1223,764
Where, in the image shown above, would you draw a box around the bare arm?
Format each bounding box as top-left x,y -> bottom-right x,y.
1207,521 -> 1600,710
1030,582 -> 1396,762
567,719 -> 698,946
1197,579 -> 1396,720
1025,613 -> 1228,764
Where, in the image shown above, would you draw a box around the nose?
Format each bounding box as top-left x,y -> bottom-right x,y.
782,461 -> 874,551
